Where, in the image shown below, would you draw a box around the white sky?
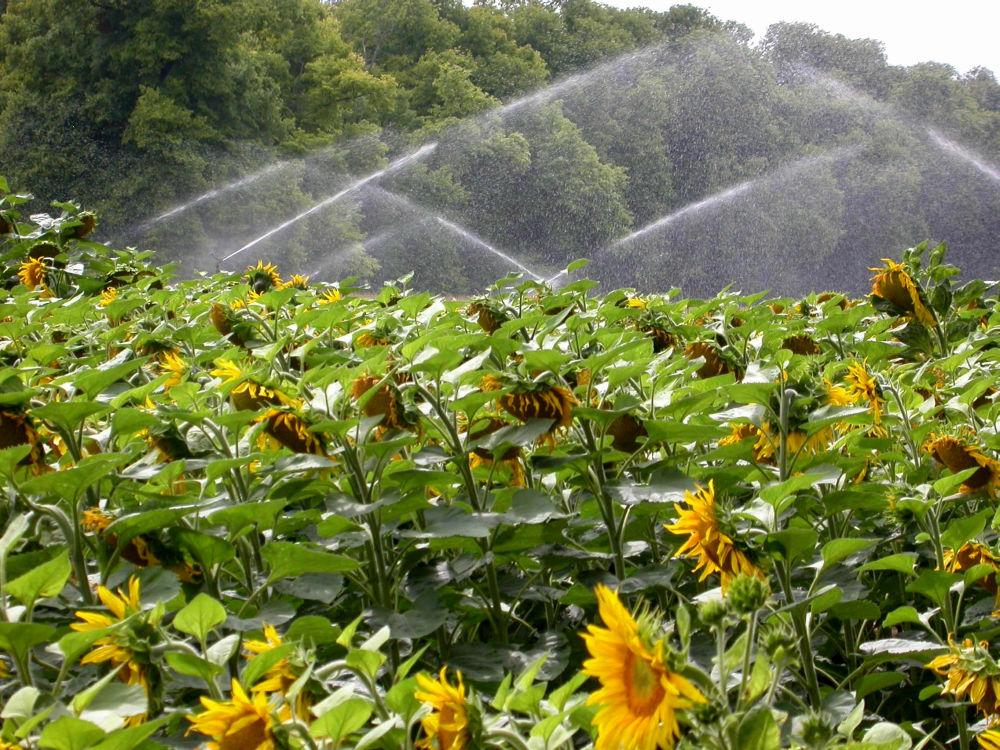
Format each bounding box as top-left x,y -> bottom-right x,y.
601,0 -> 1000,75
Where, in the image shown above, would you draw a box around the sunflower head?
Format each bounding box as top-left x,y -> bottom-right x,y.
683,341 -> 730,379
244,261 -> 282,294
665,480 -> 764,591
71,577 -> 155,691
82,507 -> 115,534
943,541 -> 999,593
927,638 -> 1000,720
17,257 -> 48,291
351,374 -> 406,430
99,287 -> 118,307
212,360 -> 293,411
187,679 -> 276,750
0,410 -> 44,467
159,351 -> 187,389
581,585 -> 705,750
606,412 -> 647,453
244,624 -> 300,699
318,287 -> 342,305
870,258 -> 936,327
414,668 -> 476,750
257,408 -> 326,456
491,378 -> 577,434
279,274 -> 309,290
843,361 -> 884,434
781,334 -> 821,356
924,434 -> 999,494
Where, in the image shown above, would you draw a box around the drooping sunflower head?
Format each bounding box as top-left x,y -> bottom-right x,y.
492,378 -> 577,434
351,374 -> 407,430
924,433 -> 999,494
581,585 -> 705,750
212,359 -> 293,412
683,341 -> 730,379
843,361 -> 884,433
187,679 -> 277,750
256,408 -> 326,456
665,480 -> 764,591
159,351 -> 187,389
81,507 -> 115,534
0,410 -> 44,468
719,422 -> 758,448
244,261 -> 282,294
414,668 -> 474,750
927,639 -> 1000,720
99,287 -> 118,307
781,334 -> 821,356
244,624 -> 299,699
870,258 -> 936,327
467,300 -> 507,334
943,541 -> 1000,593
17,257 -> 48,291
68,211 -> 97,240
71,577 -> 151,690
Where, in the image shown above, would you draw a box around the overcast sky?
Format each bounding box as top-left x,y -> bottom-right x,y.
600,0 -> 1000,75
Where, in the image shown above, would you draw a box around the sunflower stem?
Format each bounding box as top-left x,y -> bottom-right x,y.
737,611 -> 758,708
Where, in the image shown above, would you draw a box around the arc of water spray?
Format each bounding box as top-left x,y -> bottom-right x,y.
361,186 -> 545,281
599,145 -> 859,256
144,161 -> 289,229
220,143 -> 438,263
796,66 -> 1000,186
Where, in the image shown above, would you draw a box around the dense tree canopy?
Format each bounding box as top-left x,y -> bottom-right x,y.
0,1 -> 997,292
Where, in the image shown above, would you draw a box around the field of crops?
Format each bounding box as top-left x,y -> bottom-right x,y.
0,181 -> 998,750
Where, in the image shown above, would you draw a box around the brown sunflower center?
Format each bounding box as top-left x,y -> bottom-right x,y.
623,650 -> 665,716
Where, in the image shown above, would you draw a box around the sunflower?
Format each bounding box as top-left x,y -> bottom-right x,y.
925,434 -> 999,494
0,410 -> 44,467
943,541 -> 1000,594
485,377 -> 577,436
212,360 -> 294,411
719,422 -> 758,448
71,576 -> 148,689
279,274 -> 309,290
244,625 -> 298,697
665,481 -> 763,591
581,585 -> 705,750
356,331 -> 389,348
468,451 -> 525,488
870,258 -> 936,327
683,342 -> 729,379
606,413 -> 648,453
980,730 -> 1000,750
781,334 -> 821,356
351,374 -> 407,430
244,261 -> 282,294
100,287 -> 118,307
82,507 -> 115,534
843,361 -> 884,435
318,288 -> 342,305
825,380 -> 854,406
17,257 -> 48,290
414,668 -> 470,750
256,409 -> 325,455
927,638 -> 1000,720
159,351 -> 187,389
467,301 -> 506,333
187,679 -> 277,750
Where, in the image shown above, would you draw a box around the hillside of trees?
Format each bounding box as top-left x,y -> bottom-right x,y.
1,0 -> 998,293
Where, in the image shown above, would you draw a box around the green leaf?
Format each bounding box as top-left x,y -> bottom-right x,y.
311,698 -> 373,742
88,718 -> 169,750
165,651 -> 222,684
242,643 -> 295,688
940,509 -> 991,552
31,402 -> 108,434
765,527 -> 818,564
39,717 -> 105,750
933,467 -> 978,496
822,538 -> 877,571
882,607 -> 922,628
860,553 -> 918,576
906,570 -> 960,608
173,593 -> 227,642
263,542 -> 360,582
736,705 -> 780,750
6,549 -> 71,606
0,622 -> 56,663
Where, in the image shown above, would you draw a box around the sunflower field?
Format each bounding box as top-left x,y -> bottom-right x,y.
0,179 -> 998,750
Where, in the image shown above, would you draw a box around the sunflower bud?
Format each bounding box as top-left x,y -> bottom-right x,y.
698,599 -> 727,628
726,574 -> 770,616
